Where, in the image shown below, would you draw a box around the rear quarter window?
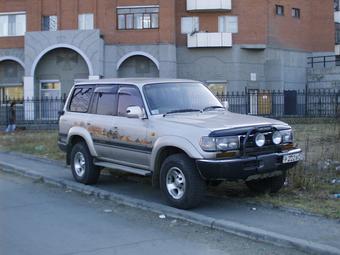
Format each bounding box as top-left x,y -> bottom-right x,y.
69,86 -> 94,112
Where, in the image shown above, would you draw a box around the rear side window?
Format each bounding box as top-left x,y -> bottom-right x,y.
69,86 -> 94,112
95,92 -> 117,116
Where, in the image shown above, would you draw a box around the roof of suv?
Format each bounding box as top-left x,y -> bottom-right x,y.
75,78 -> 198,87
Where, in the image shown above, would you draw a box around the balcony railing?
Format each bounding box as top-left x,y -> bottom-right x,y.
187,32 -> 232,48
186,0 -> 232,11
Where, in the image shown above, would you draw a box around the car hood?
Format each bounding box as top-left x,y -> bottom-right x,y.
159,111 -> 288,131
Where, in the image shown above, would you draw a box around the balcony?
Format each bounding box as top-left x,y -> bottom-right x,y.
335,11 -> 340,23
187,32 -> 232,48
186,0 -> 232,12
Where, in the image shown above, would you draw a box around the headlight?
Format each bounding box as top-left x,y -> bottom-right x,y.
280,129 -> 293,143
200,136 -> 239,152
272,131 -> 282,145
216,136 -> 239,151
255,133 -> 266,147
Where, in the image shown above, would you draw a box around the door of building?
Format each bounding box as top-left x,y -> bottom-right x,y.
40,80 -> 61,120
284,90 -> 297,115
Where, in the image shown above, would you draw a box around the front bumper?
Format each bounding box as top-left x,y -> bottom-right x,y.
196,148 -> 302,181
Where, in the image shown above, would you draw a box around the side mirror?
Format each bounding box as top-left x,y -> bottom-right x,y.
222,101 -> 229,111
126,106 -> 146,119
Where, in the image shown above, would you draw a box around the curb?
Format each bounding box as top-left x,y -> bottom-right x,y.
0,150 -> 65,167
3,150 -> 331,222
0,161 -> 339,255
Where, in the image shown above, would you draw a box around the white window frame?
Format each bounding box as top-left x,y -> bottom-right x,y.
218,16 -> 238,33
181,16 -> 199,34
39,80 -> 62,120
116,6 -> 159,30
0,12 -> 26,37
78,13 -> 94,30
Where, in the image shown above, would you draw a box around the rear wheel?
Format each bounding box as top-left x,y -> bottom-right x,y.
70,142 -> 100,184
160,154 -> 206,209
245,172 -> 286,194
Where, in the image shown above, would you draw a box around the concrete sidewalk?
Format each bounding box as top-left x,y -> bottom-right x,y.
0,151 -> 339,255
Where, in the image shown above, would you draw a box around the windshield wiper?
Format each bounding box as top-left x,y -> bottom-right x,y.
163,109 -> 201,117
203,106 -> 225,112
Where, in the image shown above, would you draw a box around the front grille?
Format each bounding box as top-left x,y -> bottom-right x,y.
240,132 -> 273,148
240,129 -> 280,156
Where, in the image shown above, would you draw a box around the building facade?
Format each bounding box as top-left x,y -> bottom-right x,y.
0,0 -> 335,104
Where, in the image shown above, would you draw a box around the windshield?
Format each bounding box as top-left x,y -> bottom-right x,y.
144,82 -> 223,115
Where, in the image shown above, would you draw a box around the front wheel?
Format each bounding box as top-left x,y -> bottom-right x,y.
160,154 -> 206,209
70,142 -> 100,185
245,172 -> 286,194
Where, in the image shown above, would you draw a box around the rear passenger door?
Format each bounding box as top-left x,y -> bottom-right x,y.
87,85 -> 118,158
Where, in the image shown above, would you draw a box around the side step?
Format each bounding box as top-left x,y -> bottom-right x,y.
94,161 -> 152,176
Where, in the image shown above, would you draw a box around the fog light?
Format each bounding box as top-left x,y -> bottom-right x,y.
255,133 -> 265,147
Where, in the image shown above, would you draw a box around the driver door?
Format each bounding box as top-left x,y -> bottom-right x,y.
109,85 -> 151,170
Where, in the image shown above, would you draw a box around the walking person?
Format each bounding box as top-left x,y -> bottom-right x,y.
5,102 -> 16,133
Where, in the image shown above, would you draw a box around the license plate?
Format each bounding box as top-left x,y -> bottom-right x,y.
283,153 -> 301,164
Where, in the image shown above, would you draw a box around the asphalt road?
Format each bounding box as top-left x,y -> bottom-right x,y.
0,172 -> 307,255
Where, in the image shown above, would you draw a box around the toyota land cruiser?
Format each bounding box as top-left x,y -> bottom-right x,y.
58,78 -> 302,209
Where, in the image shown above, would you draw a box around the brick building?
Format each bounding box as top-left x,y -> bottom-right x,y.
0,0 -> 335,102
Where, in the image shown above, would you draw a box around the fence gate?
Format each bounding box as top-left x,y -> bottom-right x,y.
284,90 -> 297,115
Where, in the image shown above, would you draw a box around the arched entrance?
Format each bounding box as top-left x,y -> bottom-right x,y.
117,53 -> 159,78
34,47 -> 90,98
0,59 -> 24,101
33,47 -> 90,119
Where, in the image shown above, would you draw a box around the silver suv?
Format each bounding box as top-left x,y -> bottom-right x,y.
58,78 -> 302,209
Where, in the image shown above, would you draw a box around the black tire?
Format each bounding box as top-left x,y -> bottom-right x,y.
245,172 -> 286,194
70,142 -> 100,185
160,153 -> 206,209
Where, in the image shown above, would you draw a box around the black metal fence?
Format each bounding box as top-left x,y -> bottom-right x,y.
0,97 -> 66,128
0,89 -> 339,129
217,90 -> 340,118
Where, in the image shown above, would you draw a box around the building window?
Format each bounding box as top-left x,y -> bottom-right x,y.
335,0 -> 340,11
0,12 -> 26,37
42,16 -> 58,31
275,5 -> 284,16
78,13 -> 94,30
117,6 -> 159,30
336,29 -> 340,44
218,16 -> 238,33
1,86 -> 23,101
207,83 -> 227,96
181,17 -> 199,34
292,8 -> 300,18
